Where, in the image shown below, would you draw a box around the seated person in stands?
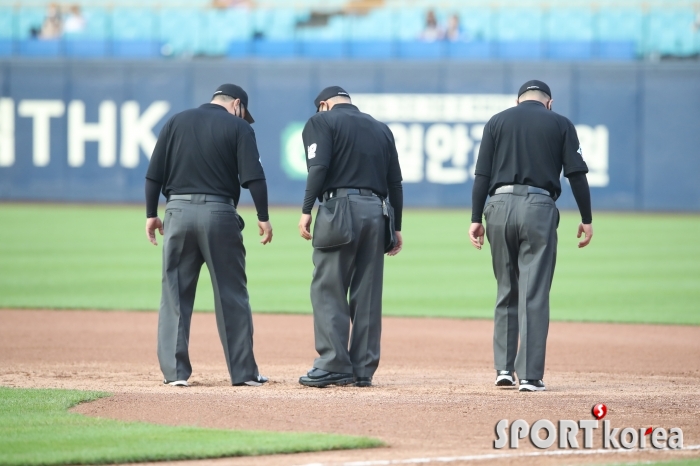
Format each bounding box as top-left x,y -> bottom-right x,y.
421,10 -> 443,42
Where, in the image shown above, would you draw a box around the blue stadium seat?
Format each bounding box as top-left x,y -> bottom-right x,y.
112,40 -> 160,58
447,41 -> 492,59
348,40 -> 394,58
263,9 -> 300,41
111,9 -> 154,40
16,8 -> 45,39
497,41 -> 544,60
395,8 -> 425,41
457,9 -> 494,42
496,9 -> 543,41
595,41 -> 636,60
159,9 -> 203,57
0,8 -> 13,40
350,8 -> 396,41
65,39 -> 108,57
300,41 -> 345,58
79,8 -> 109,40
397,41 -> 444,59
19,39 -> 61,57
546,9 -> 593,41
646,9 -> 695,56
596,9 -> 643,43
205,9 -> 252,56
548,41 -> 593,60
252,40 -> 297,58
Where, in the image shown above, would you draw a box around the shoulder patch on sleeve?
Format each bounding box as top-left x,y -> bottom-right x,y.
307,143 -> 317,159
577,145 -> 583,156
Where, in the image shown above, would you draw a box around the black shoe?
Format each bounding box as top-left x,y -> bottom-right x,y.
495,370 -> 516,387
519,379 -> 546,392
233,375 -> 269,386
299,368 -> 354,388
355,377 -> 372,387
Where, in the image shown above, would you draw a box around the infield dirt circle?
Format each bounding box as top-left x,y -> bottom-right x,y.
1,310 -> 699,466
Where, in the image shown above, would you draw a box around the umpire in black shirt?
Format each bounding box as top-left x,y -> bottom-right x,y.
297,86 -> 403,388
145,84 -> 272,387
469,80 -> 594,392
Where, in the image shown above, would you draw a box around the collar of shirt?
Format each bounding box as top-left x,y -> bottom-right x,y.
518,100 -> 546,108
199,103 -> 228,111
331,103 -> 359,111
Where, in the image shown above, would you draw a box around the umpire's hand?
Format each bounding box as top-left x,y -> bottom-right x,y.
469,223 -> 485,250
146,217 -> 164,246
298,213 -> 312,240
577,223 -> 593,248
387,231 -> 403,256
259,221 -> 273,245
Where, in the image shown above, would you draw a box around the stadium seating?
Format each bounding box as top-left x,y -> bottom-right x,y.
0,2 -> 697,60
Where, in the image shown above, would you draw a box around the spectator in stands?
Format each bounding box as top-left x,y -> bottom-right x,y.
421,10 -> 443,42
212,0 -> 252,9
40,3 -> 62,39
444,13 -> 464,41
63,5 -> 86,34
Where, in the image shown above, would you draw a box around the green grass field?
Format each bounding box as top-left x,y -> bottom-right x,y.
0,204 -> 698,325
0,387 -> 380,466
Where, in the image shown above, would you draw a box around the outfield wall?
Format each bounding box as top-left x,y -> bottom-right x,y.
0,59 -> 698,212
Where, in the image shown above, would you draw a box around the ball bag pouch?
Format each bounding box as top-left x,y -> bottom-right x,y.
312,196 -> 354,249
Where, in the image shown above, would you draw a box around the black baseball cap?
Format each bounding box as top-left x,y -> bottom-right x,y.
518,80 -> 552,99
314,86 -> 350,112
213,84 -> 254,124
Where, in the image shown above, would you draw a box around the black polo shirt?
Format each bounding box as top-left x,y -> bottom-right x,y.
146,103 -> 265,206
301,103 -> 402,198
474,100 -> 588,199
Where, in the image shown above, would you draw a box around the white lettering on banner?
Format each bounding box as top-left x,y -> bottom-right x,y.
353,94 -> 516,122
68,100 -> 117,167
388,123 -> 424,182
120,100 -> 170,168
576,125 -> 609,187
0,98 -> 14,167
18,100 -> 65,167
353,94 -> 610,187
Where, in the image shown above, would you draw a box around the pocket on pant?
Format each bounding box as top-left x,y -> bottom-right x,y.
164,208 -> 182,228
484,200 -> 504,222
211,210 -> 242,231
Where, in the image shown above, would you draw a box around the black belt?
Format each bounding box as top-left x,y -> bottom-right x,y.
493,185 -> 552,198
167,194 -> 234,205
323,188 -> 379,201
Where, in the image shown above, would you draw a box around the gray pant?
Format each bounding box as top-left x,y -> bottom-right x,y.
158,198 -> 259,385
484,186 -> 559,380
310,194 -> 385,378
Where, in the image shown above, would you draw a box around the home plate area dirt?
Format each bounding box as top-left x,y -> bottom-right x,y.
1,310 -> 699,466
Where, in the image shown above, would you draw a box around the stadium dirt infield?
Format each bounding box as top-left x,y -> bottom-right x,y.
1,310 -> 699,466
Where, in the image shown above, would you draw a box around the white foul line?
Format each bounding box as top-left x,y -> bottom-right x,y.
297,444 -> 700,466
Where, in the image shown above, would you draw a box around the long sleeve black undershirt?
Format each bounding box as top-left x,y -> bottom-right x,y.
388,181 -> 403,231
301,165 -> 404,231
470,175 -> 490,224
302,165 -> 328,215
568,172 -> 592,224
470,173 -> 592,224
146,177 -> 161,218
247,179 -> 270,221
145,177 -> 269,221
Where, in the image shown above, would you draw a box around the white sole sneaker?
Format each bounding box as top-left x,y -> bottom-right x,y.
519,380 -> 545,392
234,375 -> 269,387
164,380 -> 188,387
